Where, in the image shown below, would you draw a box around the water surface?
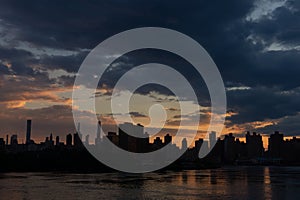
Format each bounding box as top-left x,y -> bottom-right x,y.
0,166 -> 299,200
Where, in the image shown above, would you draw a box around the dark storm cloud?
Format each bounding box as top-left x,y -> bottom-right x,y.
248,1 -> 300,46
38,51 -> 89,73
129,112 -> 148,118
98,49 -> 211,107
0,46 -> 35,75
0,0 -> 254,50
257,113 -> 300,136
227,86 -> 300,125
0,0 -> 300,135
253,50 -> 300,89
0,76 -> 64,104
0,63 -> 9,74
56,75 -> 76,87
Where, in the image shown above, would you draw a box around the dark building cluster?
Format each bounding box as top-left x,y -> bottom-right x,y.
0,119 -> 300,172
216,131 -> 300,165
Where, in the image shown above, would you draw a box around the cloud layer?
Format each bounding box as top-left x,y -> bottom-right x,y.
1,0 -> 300,142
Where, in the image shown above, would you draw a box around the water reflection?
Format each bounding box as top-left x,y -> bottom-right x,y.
0,167 -> 299,200
263,167 -> 272,200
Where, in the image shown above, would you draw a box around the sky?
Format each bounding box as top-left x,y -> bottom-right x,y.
0,0 -> 300,145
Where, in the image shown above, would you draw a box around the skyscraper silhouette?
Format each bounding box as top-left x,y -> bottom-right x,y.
164,134 -> 172,145
245,132 -> 263,158
56,136 -> 60,146
153,136 -> 163,150
209,131 -> 217,149
224,133 -> 235,162
26,119 -> 32,144
85,135 -> 90,146
77,123 -> 82,140
0,138 -> 5,148
66,134 -> 72,146
107,132 -> 118,145
73,133 -> 82,147
268,131 -> 284,158
195,138 -> 204,152
118,122 -> 147,152
95,120 -> 102,146
181,138 -> 187,150
50,133 -> 53,142
10,134 -> 18,145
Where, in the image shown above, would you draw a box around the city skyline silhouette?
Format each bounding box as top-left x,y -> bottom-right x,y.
1,119 -> 300,172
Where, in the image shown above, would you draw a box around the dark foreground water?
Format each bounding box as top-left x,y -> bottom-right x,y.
0,166 -> 299,200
